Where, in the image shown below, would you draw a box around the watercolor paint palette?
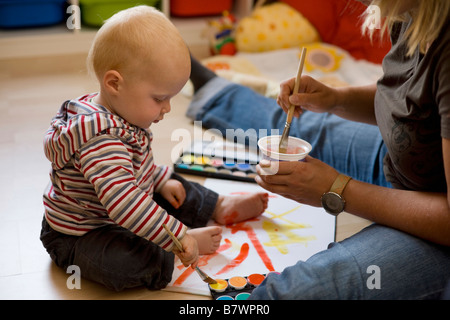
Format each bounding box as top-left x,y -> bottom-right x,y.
173,140 -> 260,183
208,274 -> 267,300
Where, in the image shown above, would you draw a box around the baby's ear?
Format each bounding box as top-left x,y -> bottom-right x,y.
103,70 -> 122,94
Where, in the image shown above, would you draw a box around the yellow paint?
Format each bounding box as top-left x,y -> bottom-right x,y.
209,279 -> 228,291
262,220 -> 316,255
265,206 -> 309,226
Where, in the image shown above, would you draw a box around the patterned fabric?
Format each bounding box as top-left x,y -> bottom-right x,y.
43,93 -> 186,251
235,3 -> 320,53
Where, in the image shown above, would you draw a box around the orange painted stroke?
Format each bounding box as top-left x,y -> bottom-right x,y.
215,242 -> 249,275
230,191 -> 277,198
228,222 -> 275,272
173,238 -> 232,286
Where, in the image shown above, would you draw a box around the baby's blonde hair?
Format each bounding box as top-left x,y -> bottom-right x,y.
87,5 -> 187,81
362,0 -> 450,56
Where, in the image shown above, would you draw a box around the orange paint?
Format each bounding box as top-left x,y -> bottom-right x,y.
173,238 -> 233,286
216,242 -> 249,275
222,211 -> 239,225
227,222 -> 275,272
228,276 -> 247,289
247,273 -> 265,286
173,264 -> 196,285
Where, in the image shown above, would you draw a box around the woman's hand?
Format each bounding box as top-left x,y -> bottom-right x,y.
277,75 -> 338,118
160,179 -> 186,209
255,156 -> 339,207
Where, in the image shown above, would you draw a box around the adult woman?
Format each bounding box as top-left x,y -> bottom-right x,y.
188,0 -> 450,299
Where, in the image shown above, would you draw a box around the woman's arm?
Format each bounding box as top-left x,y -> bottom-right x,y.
343,177 -> 450,246
278,75 -> 378,125
344,138 -> 450,245
333,84 -> 378,125
255,138 -> 450,246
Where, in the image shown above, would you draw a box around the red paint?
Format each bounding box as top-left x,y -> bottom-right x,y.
227,222 -> 275,272
247,273 -> 265,286
215,242 -> 249,275
173,219 -> 277,285
267,143 -> 306,154
222,211 -> 239,225
173,238 -> 233,285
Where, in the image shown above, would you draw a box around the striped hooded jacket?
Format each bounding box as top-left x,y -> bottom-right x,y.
42,93 -> 186,251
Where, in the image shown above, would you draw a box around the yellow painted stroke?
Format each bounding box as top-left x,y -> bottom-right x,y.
262,220 -> 316,254
265,205 -> 307,226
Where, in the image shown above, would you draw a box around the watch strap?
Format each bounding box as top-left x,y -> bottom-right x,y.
329,174 -> 352,195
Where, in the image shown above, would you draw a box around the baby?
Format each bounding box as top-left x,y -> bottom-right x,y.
40,6 -> 268,291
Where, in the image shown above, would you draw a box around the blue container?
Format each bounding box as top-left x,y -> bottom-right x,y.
0,0 -> 68,28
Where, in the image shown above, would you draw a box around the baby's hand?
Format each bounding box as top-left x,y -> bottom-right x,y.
173,233 -> 199,269
160,179 -> 186,209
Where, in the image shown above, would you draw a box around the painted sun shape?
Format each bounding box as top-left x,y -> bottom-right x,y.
302,43 -> 345,73
262,220 -> 315,254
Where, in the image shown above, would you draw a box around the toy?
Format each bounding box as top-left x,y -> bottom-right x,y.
204,10 -> 237,55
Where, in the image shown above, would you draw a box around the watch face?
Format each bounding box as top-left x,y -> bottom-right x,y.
321,192 -> 345,215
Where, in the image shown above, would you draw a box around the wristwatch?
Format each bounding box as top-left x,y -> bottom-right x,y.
321,174 -> 352,216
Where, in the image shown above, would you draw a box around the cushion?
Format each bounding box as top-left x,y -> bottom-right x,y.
235,2 -> 320,53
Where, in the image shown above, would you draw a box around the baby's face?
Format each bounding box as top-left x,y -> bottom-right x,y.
112,54 -> 190,129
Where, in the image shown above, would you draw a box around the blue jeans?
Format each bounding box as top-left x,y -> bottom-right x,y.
187,78 -> 450,299
250,224 -> 450,299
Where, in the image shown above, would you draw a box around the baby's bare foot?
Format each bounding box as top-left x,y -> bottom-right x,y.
212,192 -> 269,225
187,226 -> 222,255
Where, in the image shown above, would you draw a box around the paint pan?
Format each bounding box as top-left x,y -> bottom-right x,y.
208,273 -> 270,300
228,276 -> 247,290
235,292 -> 251,300
209,279 -> 228,293
216,295 -> 234,300
174,154 -> 258,183
247,273 -> 266,286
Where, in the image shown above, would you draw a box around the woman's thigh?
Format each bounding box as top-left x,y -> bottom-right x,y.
250,224 -> 450,299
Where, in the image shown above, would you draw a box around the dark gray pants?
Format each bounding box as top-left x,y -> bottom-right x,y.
40,173 -> 218,291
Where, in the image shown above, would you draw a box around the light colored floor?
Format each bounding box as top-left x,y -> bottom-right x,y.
0,52 -> 371,300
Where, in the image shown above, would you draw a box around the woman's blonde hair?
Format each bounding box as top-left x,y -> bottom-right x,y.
87,5 -> 187,81
362,0 -> 450,56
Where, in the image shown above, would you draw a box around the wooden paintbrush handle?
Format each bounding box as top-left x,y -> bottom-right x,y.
287,105 -> 296,124
163,224 -> 184,252
287,47 -> 307,125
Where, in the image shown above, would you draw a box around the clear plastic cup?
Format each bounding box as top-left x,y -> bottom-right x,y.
257,135 -> 312,174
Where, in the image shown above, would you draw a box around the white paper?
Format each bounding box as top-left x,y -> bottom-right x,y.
164,179 -> 336,296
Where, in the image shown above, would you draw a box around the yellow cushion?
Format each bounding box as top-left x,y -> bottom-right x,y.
236,3 -> 320,52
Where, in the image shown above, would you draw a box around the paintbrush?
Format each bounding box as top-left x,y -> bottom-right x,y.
162,223 -> 217,285
279,47 -> 307,154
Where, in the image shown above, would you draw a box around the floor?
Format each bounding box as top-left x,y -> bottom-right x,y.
0,52 -> 371,300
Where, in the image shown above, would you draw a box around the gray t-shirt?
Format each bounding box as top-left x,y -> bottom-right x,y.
375,16 -> 450,192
